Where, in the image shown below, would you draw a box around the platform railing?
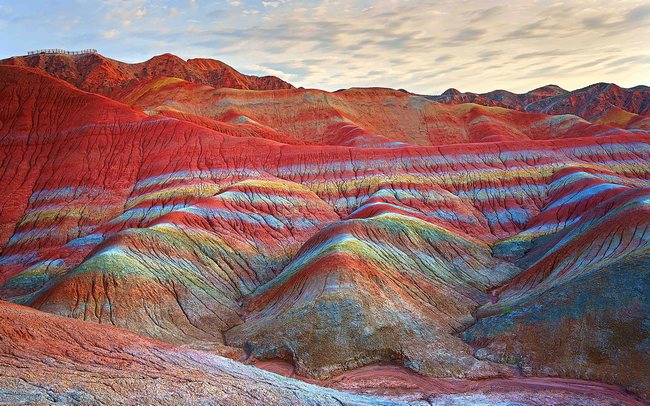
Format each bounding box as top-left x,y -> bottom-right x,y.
27,49 -> 98,56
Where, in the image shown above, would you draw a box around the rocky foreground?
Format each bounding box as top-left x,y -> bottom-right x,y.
0,53 -> 648,404
1,301 -> 645,405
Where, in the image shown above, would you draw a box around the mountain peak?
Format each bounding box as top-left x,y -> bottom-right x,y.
0,51 -> 294,96
529,84 -> 567,95
442,88 -> 461,96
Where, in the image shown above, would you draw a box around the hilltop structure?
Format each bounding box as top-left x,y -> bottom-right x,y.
27,48 -> 97,56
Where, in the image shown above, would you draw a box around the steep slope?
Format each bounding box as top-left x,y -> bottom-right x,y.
0,300 -> 388,405
0,52 -> 294,96
121,77 -> 638,147
430,83 -> 650,130
465,169 -> 650,398
0,65 -> 312,351
0,65 -> 146,252
227,214 -> 518,379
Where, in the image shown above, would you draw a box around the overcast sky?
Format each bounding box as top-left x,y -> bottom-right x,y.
1,0 -> 649,94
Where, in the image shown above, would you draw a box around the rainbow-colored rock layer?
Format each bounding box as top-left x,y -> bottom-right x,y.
0,63 -> 649,400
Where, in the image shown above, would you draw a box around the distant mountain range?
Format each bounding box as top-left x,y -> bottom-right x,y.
427,82 -> 650,129
2,52 -> 648,131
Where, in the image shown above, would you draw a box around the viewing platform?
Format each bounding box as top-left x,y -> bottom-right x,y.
27,49 -> 97,56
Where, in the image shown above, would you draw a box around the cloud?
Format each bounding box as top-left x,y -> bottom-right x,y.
512,49 -> 572,60
101,29 -> 118,39
0,4 -> 13,15
579,3 -> 650,34
435,54 -> 453,64
604,55 -> 650,68
1,0 -> 648,94
625,4 -> 650,23
244,64 -> 295,79
446,28 -> 486,45
476,50 -> 501,63
466,5 -> 503,24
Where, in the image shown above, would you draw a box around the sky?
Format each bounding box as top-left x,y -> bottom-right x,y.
0,0 -> 649,94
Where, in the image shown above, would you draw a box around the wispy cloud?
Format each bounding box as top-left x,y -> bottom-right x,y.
102,29 -> 118,39
0,0 -> 648,93
244,63 -> 295,79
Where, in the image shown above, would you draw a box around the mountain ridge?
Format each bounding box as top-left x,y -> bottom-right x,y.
428,82 -> 650,129
0,51 -> 649,404
0,52 -> 294,97
4,51 -> 647,133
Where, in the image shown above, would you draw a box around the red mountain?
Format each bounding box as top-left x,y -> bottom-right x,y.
0,54 -> 649,404
430,83 -> 650,129
118,79 -> 634,147
0,52 -> 294,97
433,84 -> 568,109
